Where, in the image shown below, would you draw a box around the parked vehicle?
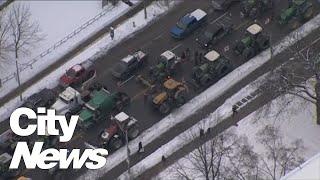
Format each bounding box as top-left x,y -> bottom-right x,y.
151,78 -> 188,114
22,88 -> 57,111
192,50 -> 233,87
240,0 -> 273,19
78,88 -> 130,129
100,112 -> 139,151
170,9 -> 207,39
148,50 -> 181,83
59,61 -> 96,91
50,87 -> 85,119
278,0 -> 313,29
233,24 -> 270,60
111,50 -> 147,80
196,23 -> 232,49
211,0 -> 239,11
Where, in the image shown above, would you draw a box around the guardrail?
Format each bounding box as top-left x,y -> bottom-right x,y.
0,3 -> 119,87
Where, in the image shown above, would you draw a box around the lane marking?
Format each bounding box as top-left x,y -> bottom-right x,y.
210,12 -> 228,24
118,75 -> 135,87
153,33 -> 163,40
170,43 -> 182,51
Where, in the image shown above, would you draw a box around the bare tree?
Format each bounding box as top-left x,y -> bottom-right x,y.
172,130 -> 258,180
0,10 -> 10,64
259,45 -> 319,124
257,125 -> 305,180
7,3 -> 43,100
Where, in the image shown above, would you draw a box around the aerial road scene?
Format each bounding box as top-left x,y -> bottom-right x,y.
0,0 -> 320,180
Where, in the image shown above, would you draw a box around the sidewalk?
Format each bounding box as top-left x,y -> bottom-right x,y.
0,0 -> 153,108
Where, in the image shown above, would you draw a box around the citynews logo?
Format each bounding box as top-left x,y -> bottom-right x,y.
8,107 -> 108,170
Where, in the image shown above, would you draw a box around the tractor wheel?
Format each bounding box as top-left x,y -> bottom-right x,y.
192,67 -> 203,80
289,18 -> 300,30
242,47 -> 255,60
110,137 -> 124,151
159,102 -> 171,114
127,126 -> 140,140
256,34 -> 270,50
200,74 -> 212,86
116,92 -> 131,109
234,41 -> 245,55
303,7 -> 313,20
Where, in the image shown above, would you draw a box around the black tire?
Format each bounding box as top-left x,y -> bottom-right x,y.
127,126 -> 140,140
303,7 -> 313,20
242,47 -> 255,60
256,34 -> 270,50
288,18 -> 300,30
159,102 -> 171,114
234,41 -> 245,55
200,74 -> 212,86
110,137 -> 123,151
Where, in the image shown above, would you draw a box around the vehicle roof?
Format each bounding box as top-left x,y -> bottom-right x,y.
115,112 -> 129,123
70,64 -> 83,72
161,50 -> 175,60
87,90 -> 110,109
190,9 -> 207,21
59,87 -> 79,101
121,55 -> 135,63
246,24 -> 262,35
0,153 -> 12,164
204,50 -> 220,62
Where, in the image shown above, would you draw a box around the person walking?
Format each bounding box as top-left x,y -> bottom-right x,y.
232,105 -> 238,116
138,141 -> 144,153
110,27 -> 115,40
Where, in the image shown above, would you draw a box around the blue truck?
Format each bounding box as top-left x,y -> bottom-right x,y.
170,9 -> 207,39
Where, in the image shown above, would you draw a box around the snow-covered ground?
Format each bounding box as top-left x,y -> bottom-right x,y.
0,0 -> 139,98
155,84 -> 320,180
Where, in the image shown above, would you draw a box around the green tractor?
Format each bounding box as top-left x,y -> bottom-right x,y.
240,0 -> 273,19
149,50 -> 181,83
192,50 -> 233,87
234,24 -> 270,60
0,153 -> 21,178
278,0 -> 313,29
78,88 -> 130,129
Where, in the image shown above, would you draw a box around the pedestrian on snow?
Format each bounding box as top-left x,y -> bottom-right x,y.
138,142 -> 144,153
110,27 -> 115,40
162,155 -> 166,162
232,105 -> 238,116
194,51 -> 199,65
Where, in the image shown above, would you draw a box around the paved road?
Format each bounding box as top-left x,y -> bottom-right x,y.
3,0 -> 320,179
137,28 -> 320,180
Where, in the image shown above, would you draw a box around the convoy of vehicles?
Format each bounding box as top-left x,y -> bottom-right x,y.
233,24 -> 270,60
111,50 -> 148,80
170,9 -> 207,39
2,2 -> 318,177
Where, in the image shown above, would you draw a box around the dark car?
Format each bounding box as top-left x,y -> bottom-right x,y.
21,88 -> 57,110
196,24 -> 232,49
170,9 -> 207,39
111,50 -> 147,80
211,0 -> 239,11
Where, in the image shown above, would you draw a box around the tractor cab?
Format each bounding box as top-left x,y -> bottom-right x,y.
159,50 -> 177,67
246,24 -> 263,37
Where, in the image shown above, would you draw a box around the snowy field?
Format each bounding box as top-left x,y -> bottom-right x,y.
0,0 -> 139,98
155,87 -> 320,180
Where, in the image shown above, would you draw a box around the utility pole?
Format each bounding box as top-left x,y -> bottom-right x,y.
144,0 -> 147,19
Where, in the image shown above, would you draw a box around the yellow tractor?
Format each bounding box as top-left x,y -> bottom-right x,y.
151,78 -> 188,114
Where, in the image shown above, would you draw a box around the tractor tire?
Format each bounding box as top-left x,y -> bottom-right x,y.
303,6 -> 313,20
200,74 -> 212,86
175,89 -> 187,106
116,92 -> 131,109
242,47 -> 255,60
127,126 -> 140,140
159,102 -> 171,114
256,34 -> 270,50
234,41 -> 245,55
288,18 -> 300,30
192,67 -> 203,80
110,137 -> 124,151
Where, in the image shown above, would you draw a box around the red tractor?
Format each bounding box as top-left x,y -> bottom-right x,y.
99,112 -> 139,151
59,61 -> 96,90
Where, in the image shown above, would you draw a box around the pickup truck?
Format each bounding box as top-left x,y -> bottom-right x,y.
170,9 -> 207,39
